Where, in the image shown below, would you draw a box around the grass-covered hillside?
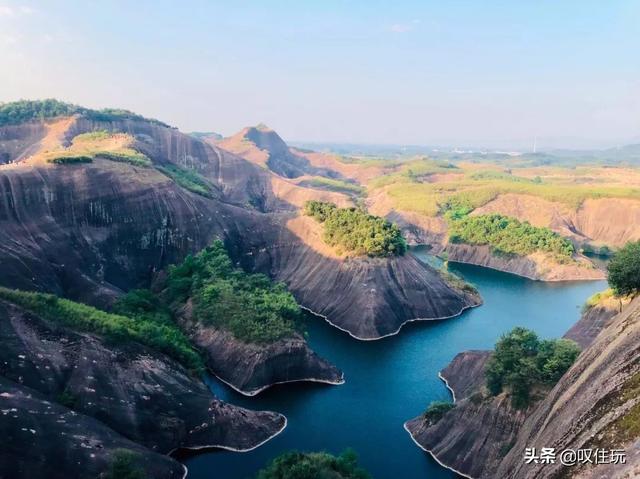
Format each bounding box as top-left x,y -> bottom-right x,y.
304,201 -> 407,257
0,99 -> 169,127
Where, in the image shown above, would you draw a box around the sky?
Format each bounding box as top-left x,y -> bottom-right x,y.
1,1 -> 639,149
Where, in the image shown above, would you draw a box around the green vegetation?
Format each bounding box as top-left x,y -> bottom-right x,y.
303,201 -> 407,257
56,389 -> 79,409
0,99 -> 78,126
48,155 -> 93,165
156,164 -> 214,198
378,169 -> 640,217
96,151 -> 152,167
607,241 -> 640,296
46,130 -> 152,167
369,158 -> 457,188
422,401 -> 455,423
105,449 -> 145,479
437,268 -> 478,294
0,287 -> 203,374
447,213 -> 575,259
305,177 -> 365,195
256,450 -> 371,479
166,240 -> 302,343
583,288 -> 615,312
0,99 -> 168,127
485,327 -> 581,408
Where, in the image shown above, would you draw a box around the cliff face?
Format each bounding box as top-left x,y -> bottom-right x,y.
216,125 -> 339,179
0,298 -> 286,477
0,116 -> 476,341
242,232 -> 481,340
405,351 -> 532,479
0,377 -> 186,479
177,302 -> 343,395
475,193 -> 640,249
497,296 -> 640,479
444,244 -> 605,282
406,296 -> 640,479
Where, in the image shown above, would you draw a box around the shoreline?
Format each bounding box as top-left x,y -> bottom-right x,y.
403,421 -> 475,479
300,301 -> 482,342
209,367 -> 345,397
174,416 -> 288,478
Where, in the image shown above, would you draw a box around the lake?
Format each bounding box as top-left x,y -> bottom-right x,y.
182,250 -> 607,478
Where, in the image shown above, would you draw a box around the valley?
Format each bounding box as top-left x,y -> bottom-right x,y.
0,100 -> 638,478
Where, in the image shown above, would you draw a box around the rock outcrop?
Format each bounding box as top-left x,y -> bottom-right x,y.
444,243 -> 605,282
177,305 -> 344,395
496,296 -> 640,479
0,299 -> 286,451
0,297 -> 287,478
0,377 -> 186,479
405,351 -> 532,479
406,296 -> 640,479
0,115 -> 477,342
216,124 -> 339,179
475,193 -> 640,249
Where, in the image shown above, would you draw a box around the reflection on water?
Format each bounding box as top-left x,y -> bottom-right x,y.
183,249 -> 607,479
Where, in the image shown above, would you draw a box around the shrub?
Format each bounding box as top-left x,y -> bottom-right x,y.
156,164 -> 214,198
256,449 -> 371,479
485,327 -> 580,408
0,99 -> 169,127
104,449 -> 145,479
0,99 -> 79,126
447,213 -> 575,259
48,155 -> 93,165
303,201 -> 407,257
607,241 -> 640,296
305,177 -> 365,195
96,151 -> 151,167
166,240 -> 303,343
422,401 -> 455,423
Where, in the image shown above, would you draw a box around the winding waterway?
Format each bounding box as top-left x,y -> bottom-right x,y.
183,249 -> 607,478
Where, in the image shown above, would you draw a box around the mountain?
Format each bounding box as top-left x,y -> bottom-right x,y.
0,100 -> 480,476
405,293 -> 640,478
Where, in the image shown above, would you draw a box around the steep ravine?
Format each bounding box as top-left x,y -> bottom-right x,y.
406,296 -> 640,479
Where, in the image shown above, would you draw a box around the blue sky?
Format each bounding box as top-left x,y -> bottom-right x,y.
1,1 -> 639,148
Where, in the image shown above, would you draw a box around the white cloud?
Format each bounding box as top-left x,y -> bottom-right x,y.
0,4 -> 35,16
1,34 -> 19,44
387,19 -> 420,34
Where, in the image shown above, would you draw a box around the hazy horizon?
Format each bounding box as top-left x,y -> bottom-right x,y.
1,1 -> 639,149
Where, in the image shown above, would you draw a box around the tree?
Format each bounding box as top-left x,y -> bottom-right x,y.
485,327 -> 580,408
607,241 -> 640,296
104,450 -> 145,479
423,401 -> 455,423
256,450 -> 371,479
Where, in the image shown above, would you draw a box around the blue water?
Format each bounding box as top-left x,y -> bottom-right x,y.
182,251 -> 606,478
